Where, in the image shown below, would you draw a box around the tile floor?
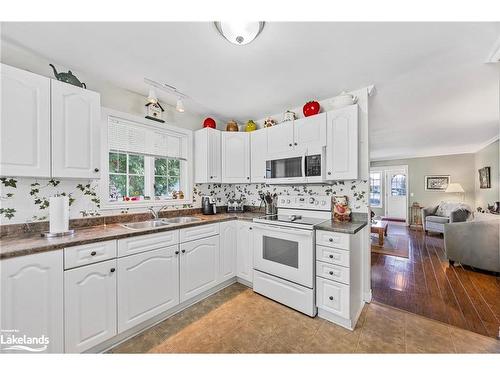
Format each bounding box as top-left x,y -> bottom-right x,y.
109,283 -> 500,354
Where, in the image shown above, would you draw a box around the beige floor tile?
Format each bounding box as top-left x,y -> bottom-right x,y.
450,327 -> 500,353
356,328 -> 406,353
405,314 -> 454,353
110,328 -> 163,353
221,320 -> 273,353
295,321 -> 359,353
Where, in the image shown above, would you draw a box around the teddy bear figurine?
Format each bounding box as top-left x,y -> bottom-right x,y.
333,195 -> 352,222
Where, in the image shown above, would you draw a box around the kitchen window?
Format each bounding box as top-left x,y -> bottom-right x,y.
370,171 -> 383,208
102,112 -> 192,207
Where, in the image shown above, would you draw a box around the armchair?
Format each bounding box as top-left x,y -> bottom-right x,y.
422,202 -> 472,234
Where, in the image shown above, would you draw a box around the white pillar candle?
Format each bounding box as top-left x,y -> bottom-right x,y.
49,196 -> 69,234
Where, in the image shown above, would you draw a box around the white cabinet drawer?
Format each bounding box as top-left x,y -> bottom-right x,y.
118,230 -> 179,257
316,261 -> 350,285
316,230 -> 350,250
64,240 -> 116,269
316,277 -> 350,319
180,223 -> 219,243
316,245 -> 350,267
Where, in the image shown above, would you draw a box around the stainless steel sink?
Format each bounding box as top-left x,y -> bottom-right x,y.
121,219 -> 171,230
161,216 -> 203,224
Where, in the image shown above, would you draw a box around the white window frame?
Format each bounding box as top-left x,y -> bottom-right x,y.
100,108 -> 193,209
369,169 -> 383,208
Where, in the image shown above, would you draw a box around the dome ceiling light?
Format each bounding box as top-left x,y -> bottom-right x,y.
214,22 -> 265,45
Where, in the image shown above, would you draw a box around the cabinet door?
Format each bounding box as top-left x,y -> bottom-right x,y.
236,221 -> 253,283
221,132 -> 250,183
117,245 -> 179,333
64,259 -> 117,353
250,128 -> 268,183
219,221 -> 237,282
294,112 -> 326,149
326,105 -> 358,180
51,80 -> 101,179
208,128 -> 222,182
266,122 -> 294,155
316,277 -> 350,319
0,64 -> 51,177
180,235 -> 219,302
194,128 -> 221,183
1,251 -> 63,353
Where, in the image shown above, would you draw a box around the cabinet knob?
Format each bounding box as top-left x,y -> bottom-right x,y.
175,250 -> 179,255
110,268 -> 116,273
327,172 -> 332,175
181,249 -> 186,253
247,176 -> 250,180
249,227 -> 253,230
90,251 -> 97,256
94,168 -> 99,172
329,238 -> 333,242
329,271 -> 334,275
294,142 -> 298,146
329,254 -> 334,259
289,143 -> 292,147
210,176 -> 213,179
329,296 -> 334,301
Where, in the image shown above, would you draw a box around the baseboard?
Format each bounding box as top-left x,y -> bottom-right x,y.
87,278 -> 239,353
236,277 -> 253,288
364,290 -> 372,303
381,217 -> 406,223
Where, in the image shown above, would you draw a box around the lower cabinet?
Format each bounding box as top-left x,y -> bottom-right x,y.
180,235 -> 220,302
219,221 -> 237,282
64,259 -> 117,353
117,245 -> 180,333
236,221 -> 253,283
316,277 -> 350,319
0,251 -> 64,353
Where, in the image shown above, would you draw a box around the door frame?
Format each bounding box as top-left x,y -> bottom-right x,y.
371,164 -> 409,224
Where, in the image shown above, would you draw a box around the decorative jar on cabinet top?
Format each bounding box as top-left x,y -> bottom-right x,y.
226,120 -> 239,131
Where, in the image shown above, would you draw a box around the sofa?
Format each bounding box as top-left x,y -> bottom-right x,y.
422,202 -> 472,234
444,214 -> 500,273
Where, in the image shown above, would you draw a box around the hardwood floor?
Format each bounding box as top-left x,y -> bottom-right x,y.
371,223 -> 500,339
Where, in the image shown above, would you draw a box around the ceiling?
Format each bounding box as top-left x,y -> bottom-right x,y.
1,22 -> 499,160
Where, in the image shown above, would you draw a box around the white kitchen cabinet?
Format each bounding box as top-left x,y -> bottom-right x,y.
326,105 -> 358,180
219,221 -> 237,282
51,79 -> 101,179
294,112 -> 327,149
0,251 -> 63,353
0,64 -> 51,177
64,259 -> 117,353
316,277 -> 350,319
179,235 -> 219,302
236,221 -> 253,283
250,128 -> 268,183
194,128 -> 221,183
117,245 -> 179,333
266,122 -> 294,155
221,132 -> 250,183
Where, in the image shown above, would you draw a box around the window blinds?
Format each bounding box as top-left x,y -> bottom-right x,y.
108,116 -> 186,160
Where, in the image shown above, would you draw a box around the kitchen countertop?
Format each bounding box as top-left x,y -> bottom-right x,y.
0,212 -> 263,260
314,220 -> 368,234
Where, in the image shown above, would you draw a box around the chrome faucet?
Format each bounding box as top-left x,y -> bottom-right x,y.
149,205 -> 170,220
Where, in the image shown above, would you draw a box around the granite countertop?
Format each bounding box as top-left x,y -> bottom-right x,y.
314,220 -> 368,234
0,211 -> 263,260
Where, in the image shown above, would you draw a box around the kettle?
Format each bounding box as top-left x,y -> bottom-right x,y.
202,196 -> 217,215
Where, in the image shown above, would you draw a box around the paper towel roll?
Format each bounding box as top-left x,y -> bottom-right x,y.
49,196 -> 69,234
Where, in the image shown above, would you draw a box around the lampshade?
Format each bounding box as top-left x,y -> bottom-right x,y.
445,183 -> 464,193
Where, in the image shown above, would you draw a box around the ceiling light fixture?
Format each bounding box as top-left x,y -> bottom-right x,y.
214,22 -> 264,45
176,98 -> 185,113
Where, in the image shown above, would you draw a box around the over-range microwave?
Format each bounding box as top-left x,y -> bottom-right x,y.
265,148 -> 325,184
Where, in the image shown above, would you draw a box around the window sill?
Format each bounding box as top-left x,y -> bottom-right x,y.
100,199 -> 193,210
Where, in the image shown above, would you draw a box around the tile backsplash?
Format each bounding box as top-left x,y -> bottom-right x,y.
1,178 -> 368,224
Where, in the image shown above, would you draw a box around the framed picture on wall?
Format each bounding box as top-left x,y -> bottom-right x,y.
478,167 -> 491,189
425,175 -> 450,191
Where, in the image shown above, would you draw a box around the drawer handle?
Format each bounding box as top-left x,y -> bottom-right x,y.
90,251 -> 97,256
110,268 -> 115,273
175,250 -> 179,255
328,254 -> 340,260
329,271 -> 334,275
329,270 -> 340,276
329,296 -> 334,301
181,249 -> 186,253
328,238 -> 334,242
94,168 -> 100,173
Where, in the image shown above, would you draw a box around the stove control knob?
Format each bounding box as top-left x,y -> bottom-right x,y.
286,199 -> 291,204
280,198 -> 285,204
315,201 -> 319,205
321,201 -> 326,206
308,197 -> 315,204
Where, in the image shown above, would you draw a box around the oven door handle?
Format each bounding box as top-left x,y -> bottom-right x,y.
253,223 -> 313,237
301,153 -> 306,178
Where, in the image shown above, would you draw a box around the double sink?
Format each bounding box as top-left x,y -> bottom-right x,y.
121,216 -> 202,230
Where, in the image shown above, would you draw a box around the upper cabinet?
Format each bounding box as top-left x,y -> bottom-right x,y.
250,128 -> 268,183
0,64 -> 101,179
1,64 -> 51,177
194,127 -> 221,183
266,122 -> 294,155
294,112 -> 327,149
326,105 -> 359,180
222,132 -> 250,183
51,80 -> 101,179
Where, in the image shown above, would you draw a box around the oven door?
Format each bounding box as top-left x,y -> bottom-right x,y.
265,153 -> 306,184
252,223 -> 314,288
